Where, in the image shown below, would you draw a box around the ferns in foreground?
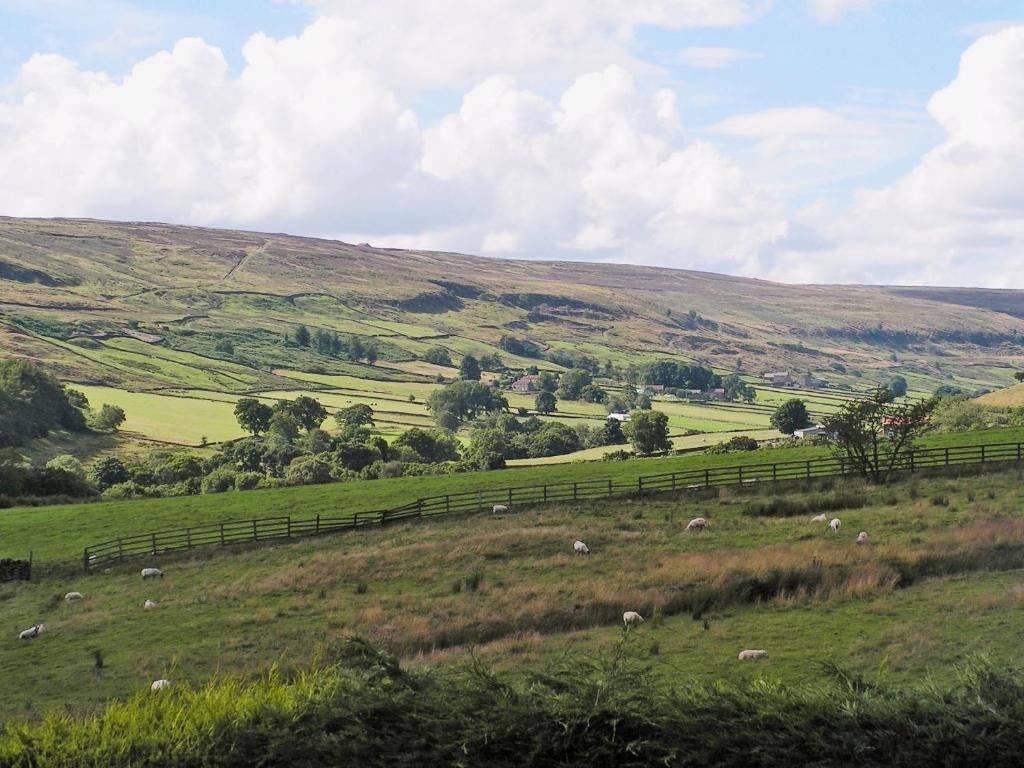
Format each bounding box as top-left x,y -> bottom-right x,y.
3,638 -> 1024,767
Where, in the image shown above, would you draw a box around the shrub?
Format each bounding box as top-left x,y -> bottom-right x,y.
234,471 -> 263,491
203,467 -> 237,494
744,491 -> 868,518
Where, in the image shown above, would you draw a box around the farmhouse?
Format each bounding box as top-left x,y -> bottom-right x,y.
639,384 -> 666,395
707,387 -> 727,400
763,371 -> 794,387
511,374 -> 541,393
607,412 -> 631,422
802,374 -> 830,389
793,425 -> 827,439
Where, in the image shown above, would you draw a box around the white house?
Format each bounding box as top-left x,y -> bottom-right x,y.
607,413 -> 632,422
793,425 -> 827,439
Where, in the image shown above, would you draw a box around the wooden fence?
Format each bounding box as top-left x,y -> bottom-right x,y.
83,440 -> 1024,572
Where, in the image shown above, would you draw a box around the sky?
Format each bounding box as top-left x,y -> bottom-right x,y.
0,1 -> 1023,287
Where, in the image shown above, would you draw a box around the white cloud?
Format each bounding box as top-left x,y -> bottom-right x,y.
678,46 -> 760,69
769,26 -> 1024,286
296,0 -> 760,88
420,66 -> 787,271
710,105 -> 931,194
806,0 -> 883,24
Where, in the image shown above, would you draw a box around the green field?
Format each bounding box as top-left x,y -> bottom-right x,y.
3,464 -> 1024,722
4,425 -> 1024,565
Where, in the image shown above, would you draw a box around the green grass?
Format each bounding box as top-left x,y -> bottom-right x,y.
5,425 -> 1024,563
2,468 -> 1024,724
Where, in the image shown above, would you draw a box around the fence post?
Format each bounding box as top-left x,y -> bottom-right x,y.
981,445 -> 986,463
671,473 -> 676,491
738,466 -> 743,484
252,520 -> 258,542
945,447 -> 950,466
315,515 -> 320,535
508,488 -> 513,505
445,495 -> 451,514
543,485 -> 548,502
220,523 -> 225,546
909,451 -> 915,473
573,482 -> 578,500
638,476 -> 643,494
151,533 -> 157,556
772,463 -> 777,482
83,549 -> 90,573
806,461 -> 811,479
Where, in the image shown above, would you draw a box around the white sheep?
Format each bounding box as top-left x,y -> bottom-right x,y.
144,599 -> 159,610
811,513 -> 827,523
492,504 -> 509,514
623,611 -> 644,628
738,649 -> 769,660
856,531 -> 870,545
829,518 -> 841,533
685,517 -> 708,532
19,623 -> 45,640
151,679 -> 171,693
64,592 -> 84,601
573,540 -> 590,555
141,568 -> 164,579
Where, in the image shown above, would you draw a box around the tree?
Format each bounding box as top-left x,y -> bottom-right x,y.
522,422 -> 580,457
90,456 -> 129,491
478,353 -> 503,371
424,346 -> 453,366
1015,371 -> 1024,382
393,428 -> 461,463
294,325 -> 311,347
92,404 -> 127,432
722,373 -> 756,402
347,336 -> 366,362
557,368 -> 592,400
627,411 -> 671,455
535,390 -> 557,414
579,384 -> 607,404
635,393 -> 652,410
600,418 -> 627,446
888,375 -> 909,398
268,411 -> 301,441
46,454 -> 85,479
822,388 -> 936,484
465,428 -> 509,470
335,404 -> 375,430
459,355 -> 482,381
364,344 -> 379,365
536,371 -> 558,393
770,399 -> 812,435
214,338 -> 235,356
234,398 -> 273,436
284,454 -> 334,486
426,381 -> 507,426
286,395 -> 328,431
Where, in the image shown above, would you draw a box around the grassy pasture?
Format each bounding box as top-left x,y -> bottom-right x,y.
4,425 -> 1024,564
2,468 -> 1024,721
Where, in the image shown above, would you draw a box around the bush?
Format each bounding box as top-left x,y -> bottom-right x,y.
5,642 -> 1024,767
203,467 -> 237,494
744,491 -> 868,518
234,471 -> 263,491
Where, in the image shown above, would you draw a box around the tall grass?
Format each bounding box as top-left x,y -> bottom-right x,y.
3,637 -> 1023,767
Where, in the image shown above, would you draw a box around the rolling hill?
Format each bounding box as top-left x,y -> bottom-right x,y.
1,216 -> 1022,399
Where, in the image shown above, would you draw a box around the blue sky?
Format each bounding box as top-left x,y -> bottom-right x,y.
0,1 -> 1022,286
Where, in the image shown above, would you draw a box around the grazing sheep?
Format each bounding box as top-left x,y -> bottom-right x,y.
829,518 -> 841,533
144,599 -> 159,610
64,592 -> 84,601
573,540 -> 590,555
151,679 -> 171,693
685,517 -> 708,532
738,649 -> 769,660
19,624 -> 45,640
623,611 -> 644,627
492,504 -> 509,514
141,568 -> 164,579
856,531 -> 870,545
811,513 -> 827,523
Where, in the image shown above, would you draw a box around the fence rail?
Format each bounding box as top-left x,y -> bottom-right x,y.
83,440 -> 1024,572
